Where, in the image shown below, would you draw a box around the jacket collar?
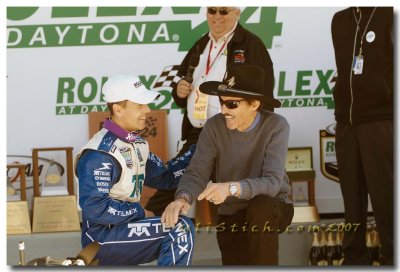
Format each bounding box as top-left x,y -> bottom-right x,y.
198,22 -> 245,49
231,23 -> 245,44
103,118 -> 139,143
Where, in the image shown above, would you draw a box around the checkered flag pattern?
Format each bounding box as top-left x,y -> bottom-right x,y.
146,116 -> 157,127
153,65 -> 181,88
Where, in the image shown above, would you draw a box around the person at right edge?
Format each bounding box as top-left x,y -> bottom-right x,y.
145,6 -> 277,215
331,7 -> 393,265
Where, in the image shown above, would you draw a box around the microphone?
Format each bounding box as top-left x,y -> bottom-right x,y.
184,48 -> 200,84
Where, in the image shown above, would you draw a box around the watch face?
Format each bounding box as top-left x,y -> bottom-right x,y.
229,184 -> 237,196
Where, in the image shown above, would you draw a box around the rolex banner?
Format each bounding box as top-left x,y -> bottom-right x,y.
8,7 -> 345,213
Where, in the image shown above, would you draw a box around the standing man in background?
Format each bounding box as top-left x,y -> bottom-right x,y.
331,7 -> 393,265
146,6 -> 280,215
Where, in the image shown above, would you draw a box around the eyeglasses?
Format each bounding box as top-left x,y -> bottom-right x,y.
207,7 -> 235,16
218,97 -> 245,109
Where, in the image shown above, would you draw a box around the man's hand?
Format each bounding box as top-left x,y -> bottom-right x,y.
176,79 -> 192,98
198,182 -> 240,205
161,199 -> 191,228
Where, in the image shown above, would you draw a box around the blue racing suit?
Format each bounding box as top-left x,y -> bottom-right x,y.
75,125 -> 195,265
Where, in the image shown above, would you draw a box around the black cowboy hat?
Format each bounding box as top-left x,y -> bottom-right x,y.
199,64 -> 281,108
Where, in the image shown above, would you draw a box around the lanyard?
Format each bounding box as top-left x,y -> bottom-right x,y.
205,32 -> 234,75
352,7 -> 377,56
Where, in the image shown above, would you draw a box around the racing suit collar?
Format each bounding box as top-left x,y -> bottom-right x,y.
103,118 -> 139,143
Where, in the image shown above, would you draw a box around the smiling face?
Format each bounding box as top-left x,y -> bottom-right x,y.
207,7 -> 240,41
112,100 -> 150,132
219,96 -> 260,131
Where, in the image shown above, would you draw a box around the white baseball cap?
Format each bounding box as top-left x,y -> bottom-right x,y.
102,75 -> 160,104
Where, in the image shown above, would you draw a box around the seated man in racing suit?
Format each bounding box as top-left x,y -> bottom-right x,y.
75,75 -> 195,265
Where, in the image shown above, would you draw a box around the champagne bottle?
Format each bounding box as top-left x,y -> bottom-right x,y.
309,232 -> 324,266
371,224 -> 381,266
334,230 -> 344,265
326,231 -> 337,265
366,224 -> 374,265
319,225 -> 328,265
18,241 -> 25,266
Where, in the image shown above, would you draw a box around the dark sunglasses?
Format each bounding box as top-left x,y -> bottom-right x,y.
218,97 -> 245,109
207,7 -> 235,16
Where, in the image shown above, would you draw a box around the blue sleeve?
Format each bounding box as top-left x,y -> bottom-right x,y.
144,144 -> 196,190
77,149 -> 145,225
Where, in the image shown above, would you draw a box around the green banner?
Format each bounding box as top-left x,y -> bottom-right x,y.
7,7 -> 282,51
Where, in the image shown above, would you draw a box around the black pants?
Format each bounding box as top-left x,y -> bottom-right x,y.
216,195 -> 294,265
336,120 -> 393,265
145,127 -> 203,215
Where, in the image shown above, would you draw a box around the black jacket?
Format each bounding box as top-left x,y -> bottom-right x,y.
331,7 -> 393,124
172,23 -> 275,140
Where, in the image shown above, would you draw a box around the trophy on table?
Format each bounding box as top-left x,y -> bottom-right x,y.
285,147 -> 319,223
7,163 -> 31,235
40,159 -> 69,196
31,147 -> 80,233
7,175 -> 17,198
292,185 -> 309,206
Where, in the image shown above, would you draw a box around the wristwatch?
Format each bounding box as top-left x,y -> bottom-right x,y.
229,183 -> 238,197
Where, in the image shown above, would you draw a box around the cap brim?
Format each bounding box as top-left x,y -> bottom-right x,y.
265,97 -> 281,108
199,81 -> 281,108
127,89 -> 160,105
199,81 -> 261,99
198,81 -> 221,96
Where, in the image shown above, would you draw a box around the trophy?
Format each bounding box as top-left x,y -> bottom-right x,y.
31,147 -> 80,233
286,147 -> 319,223
45,159 -> 62,184
7,163 -> 31,234
292,182 -> 310,207
7,175 -> 17,198
32,147 -> 74,197
7,163 -> 28,202
40,159 -> 69,196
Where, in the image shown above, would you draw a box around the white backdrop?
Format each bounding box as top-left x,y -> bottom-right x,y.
7,7 -> 348,213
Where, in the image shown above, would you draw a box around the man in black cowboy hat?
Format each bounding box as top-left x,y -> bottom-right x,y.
162,64 -> 294,265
